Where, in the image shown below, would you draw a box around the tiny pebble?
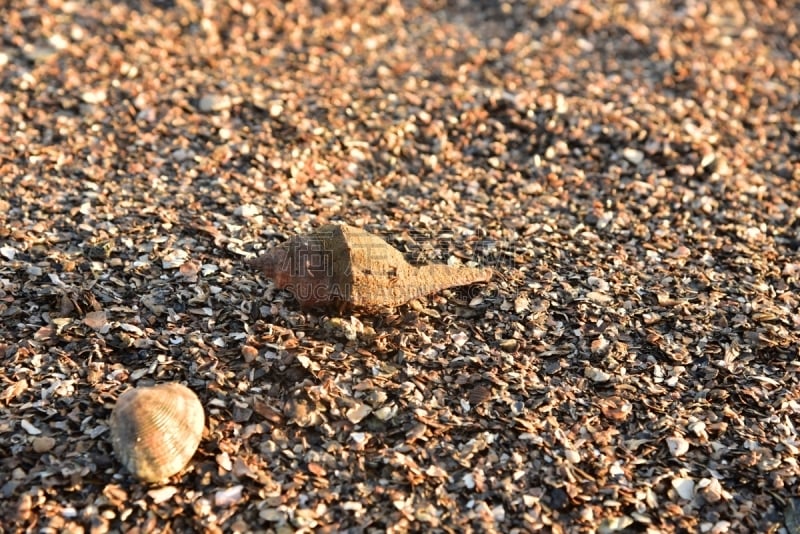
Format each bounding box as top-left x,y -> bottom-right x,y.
198,93 -> 231,112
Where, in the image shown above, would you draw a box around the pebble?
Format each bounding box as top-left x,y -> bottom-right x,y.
198,93 -> 232,112
81,89 -> 107,104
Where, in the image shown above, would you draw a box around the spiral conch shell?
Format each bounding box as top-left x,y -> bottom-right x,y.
248,223 -> 493,311
109,383 -> 205,483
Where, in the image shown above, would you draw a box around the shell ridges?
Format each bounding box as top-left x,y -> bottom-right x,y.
109,383 -> 205,483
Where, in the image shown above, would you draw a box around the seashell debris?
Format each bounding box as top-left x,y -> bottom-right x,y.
109,383 -> 205,483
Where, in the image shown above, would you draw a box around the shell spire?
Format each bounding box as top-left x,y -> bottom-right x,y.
249,223 -> 492,311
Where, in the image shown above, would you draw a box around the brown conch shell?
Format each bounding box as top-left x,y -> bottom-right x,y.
248,223 -> 493,311
109,383 -> 205,483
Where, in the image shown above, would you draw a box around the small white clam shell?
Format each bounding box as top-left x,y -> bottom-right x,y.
110,383 -> 205,483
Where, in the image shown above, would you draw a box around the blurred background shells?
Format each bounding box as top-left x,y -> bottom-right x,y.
109,383 -> 205,483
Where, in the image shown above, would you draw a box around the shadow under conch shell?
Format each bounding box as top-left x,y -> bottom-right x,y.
109,382 -> 205,484
248,223 -> 493,312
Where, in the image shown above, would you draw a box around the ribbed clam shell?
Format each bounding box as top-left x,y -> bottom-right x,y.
110,383 -> 204,483
468,384 -> 492,406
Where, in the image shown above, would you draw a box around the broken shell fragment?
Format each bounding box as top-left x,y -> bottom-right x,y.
109,383 -> 205,483
248,223 -> 493,311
